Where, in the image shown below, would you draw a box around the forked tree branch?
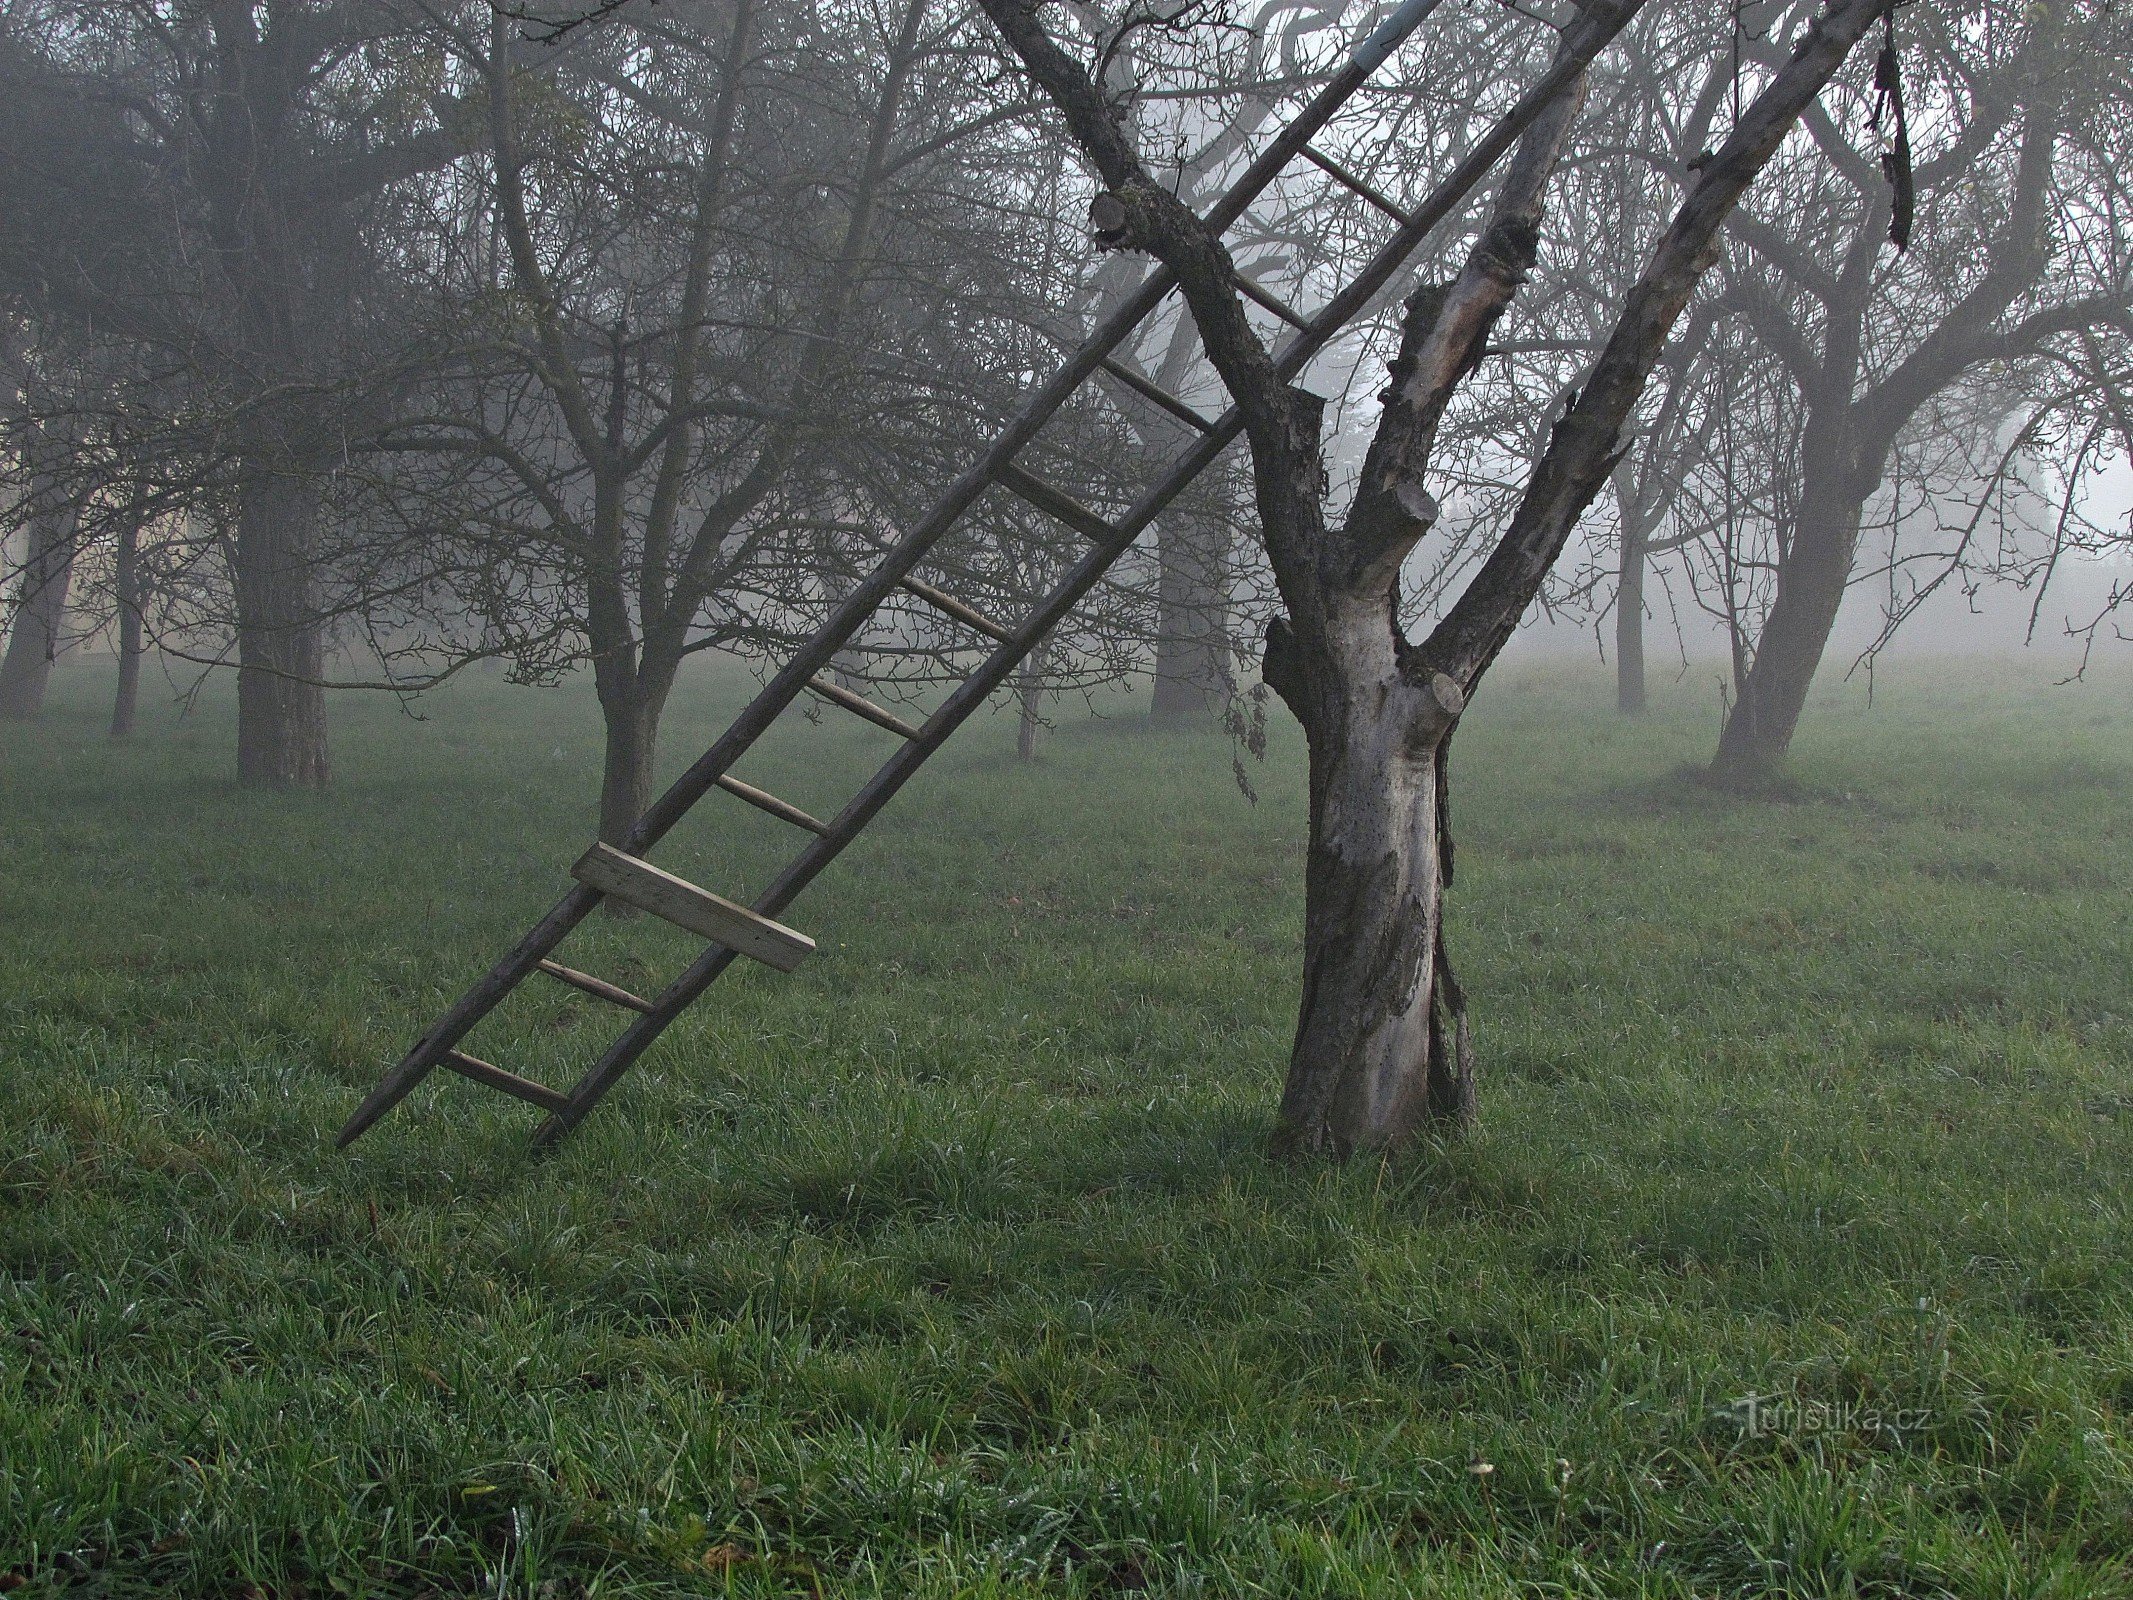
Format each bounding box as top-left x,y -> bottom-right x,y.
1418,0 -> 1899,692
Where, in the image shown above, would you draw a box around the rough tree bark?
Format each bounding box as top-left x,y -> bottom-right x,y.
1258,114 -> 1582,1151
983,0 -> 1894,1155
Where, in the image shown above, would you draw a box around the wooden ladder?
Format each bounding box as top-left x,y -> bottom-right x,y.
336,0 -> 1588,1150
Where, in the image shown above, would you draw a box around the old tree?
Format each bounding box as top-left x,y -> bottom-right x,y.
980,0 -> 1902,1154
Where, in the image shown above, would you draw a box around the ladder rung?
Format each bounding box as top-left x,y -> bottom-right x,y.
1098,358 -> 1215,433
715,772 -> 831,835
898,576 -> 1017,644
570,843 -> 816,972
1235,273 -> 1313,330
994,462 -> 1120,544
441,1049 -> 571,1112
807,676 -> 924,740
1300,143 -> 1414,226
537,957 -> 654,1013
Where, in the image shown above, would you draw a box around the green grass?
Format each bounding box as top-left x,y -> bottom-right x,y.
4,655 -> 2133,1598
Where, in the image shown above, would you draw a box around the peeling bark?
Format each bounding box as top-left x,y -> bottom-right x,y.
1274,630 -> 1467,1155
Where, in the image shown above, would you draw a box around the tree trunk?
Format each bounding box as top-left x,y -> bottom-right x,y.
1270,612 -> 1472,1158
110,513 -> 143,738
1615,510 -> 1648,716
234,471 -> 329,787
1711,451 -> 1868,784
0,501 -> 79,720
596,691 -> 659,848
1016,651 -> 1043,760
1149,511 -> 1233,726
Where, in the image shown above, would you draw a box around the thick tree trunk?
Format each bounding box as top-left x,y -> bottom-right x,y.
1270,612 -> 1473,1158
0,502 -> 79,720
1149,512 -> 1233,726
234,471 -> 329,787
1276,697 -> 1472,1156
1711,453 -> 1869,784
1615,513 -> 1648,716
110,513 -> 143,738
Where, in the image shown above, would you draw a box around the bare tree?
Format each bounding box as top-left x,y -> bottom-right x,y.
981,0 -> 1897,1154
367,0 -> 1102,843
1706,0 -> 2132,781
0,1 -> 485,782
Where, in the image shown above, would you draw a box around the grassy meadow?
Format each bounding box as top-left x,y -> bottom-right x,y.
4,654 -> 2133,1597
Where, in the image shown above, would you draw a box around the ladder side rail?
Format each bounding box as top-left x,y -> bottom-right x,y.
620,274 -> 1171,854
1263,13 -> 1630,367
530,17 -> 1641,1147
1191,0 -> 1448,239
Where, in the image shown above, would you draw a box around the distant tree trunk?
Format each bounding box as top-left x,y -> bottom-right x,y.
591,674 -> 674,920
0,500 -> 79,720
1016,648 -> 1044,760
233,471 -> 329,788
1150,511 -> 1233,726
821,551 -> 867,691
110,511 -> 143,737
1614,499 -> 1649,716
1711,428 -> 1871,784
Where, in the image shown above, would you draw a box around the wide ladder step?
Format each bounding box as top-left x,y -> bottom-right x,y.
537,957 -> 653,1013
715,772 -> 831,835
898,575 -> 1017,644
1099,357 -> 1215,433
807,676 -> 923,740
1300,143 -> 1414,226
994,462 -> 1120,544
569,842 -> 816,972
441,1049 -> 571,1112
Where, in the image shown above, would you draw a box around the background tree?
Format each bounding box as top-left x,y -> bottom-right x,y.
1705,0 -> 2133,782
0,0 -> 485,784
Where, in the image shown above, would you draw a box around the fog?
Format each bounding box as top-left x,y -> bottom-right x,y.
6,4 -> 2133,1587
